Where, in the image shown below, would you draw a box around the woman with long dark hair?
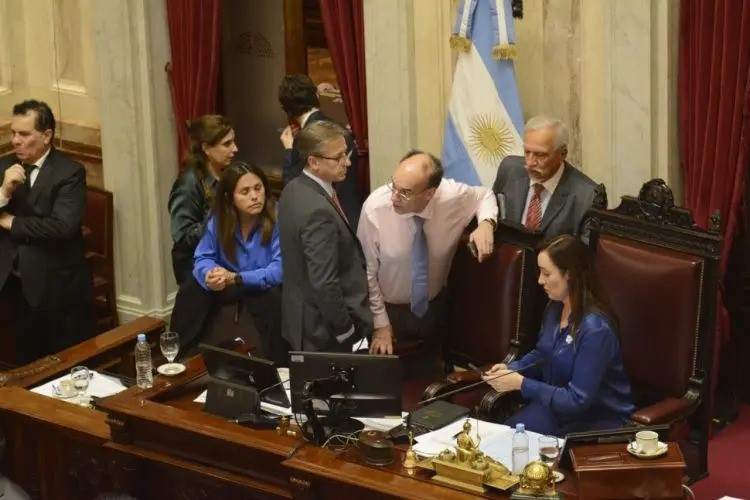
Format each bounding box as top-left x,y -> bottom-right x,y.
168,115 -> 237,285
170,162 -> 285,364
482,234 -> 634,436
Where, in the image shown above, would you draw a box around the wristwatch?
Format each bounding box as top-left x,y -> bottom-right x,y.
482,218 -> 497,230
234,273 -> 243,286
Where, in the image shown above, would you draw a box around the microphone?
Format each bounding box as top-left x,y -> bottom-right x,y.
418,358 -> 546,406
496,192 -> 507,220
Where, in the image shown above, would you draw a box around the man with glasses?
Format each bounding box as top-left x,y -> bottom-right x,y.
278,121 -> 372,353
357,150 -> 497,376
492,115 -> 600,239
278,74 -> 362,228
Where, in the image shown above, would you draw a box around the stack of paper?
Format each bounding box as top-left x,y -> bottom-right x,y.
413,418 -> 510,457
31,371 -> 127,403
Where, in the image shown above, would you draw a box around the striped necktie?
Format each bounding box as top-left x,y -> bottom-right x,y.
525,183 -> 544,230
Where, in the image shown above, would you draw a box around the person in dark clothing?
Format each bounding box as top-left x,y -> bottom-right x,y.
168,115 -> 237,285
278,74 -> 362,228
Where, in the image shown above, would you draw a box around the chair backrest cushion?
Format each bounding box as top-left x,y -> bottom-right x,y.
595,234 -> 702,405
446,241 -> 527,364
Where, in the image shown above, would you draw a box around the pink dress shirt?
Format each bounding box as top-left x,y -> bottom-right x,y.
357,179 -> 498,329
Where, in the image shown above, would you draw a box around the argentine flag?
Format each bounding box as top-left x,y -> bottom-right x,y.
442,0 -> 524,187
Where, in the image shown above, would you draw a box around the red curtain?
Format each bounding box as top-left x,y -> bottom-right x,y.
679,0 -> 750,403
165,0 -> 222,164
319,0 -> 370,198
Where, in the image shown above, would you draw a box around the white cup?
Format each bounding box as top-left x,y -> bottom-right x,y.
635,430 -> 659,454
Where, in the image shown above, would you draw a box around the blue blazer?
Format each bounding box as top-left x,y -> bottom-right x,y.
509,302 -> 635,426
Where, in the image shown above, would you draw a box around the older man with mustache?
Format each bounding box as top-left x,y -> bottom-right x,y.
492,115 -> 600,240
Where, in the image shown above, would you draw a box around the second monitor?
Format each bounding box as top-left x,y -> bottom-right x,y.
288,351 -> 402,417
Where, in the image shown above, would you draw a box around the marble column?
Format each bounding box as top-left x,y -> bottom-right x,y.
92,0 -> 178,322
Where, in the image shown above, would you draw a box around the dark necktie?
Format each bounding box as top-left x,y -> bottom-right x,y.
410,216 -> 429,317
331,191 -> 348,224
525,183 -> 544,230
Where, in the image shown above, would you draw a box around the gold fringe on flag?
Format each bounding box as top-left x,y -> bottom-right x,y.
492,43 -> 517,60
450,34 -> 472,52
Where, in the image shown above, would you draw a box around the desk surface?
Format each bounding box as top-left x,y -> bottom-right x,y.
0,319 -> 685,499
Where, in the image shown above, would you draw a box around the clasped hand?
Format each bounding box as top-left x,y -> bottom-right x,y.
481,363 -> 523,393
205,267 -> 237,291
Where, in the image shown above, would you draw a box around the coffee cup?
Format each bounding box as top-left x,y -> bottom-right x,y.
59,379 -> 77,398
635,430 -> 659,454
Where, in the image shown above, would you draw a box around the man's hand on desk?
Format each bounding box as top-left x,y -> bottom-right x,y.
469,220 -> 494,262
369,325 -> 394,355
0,211 -> 14,231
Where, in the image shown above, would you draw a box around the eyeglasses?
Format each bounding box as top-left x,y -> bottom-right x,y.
313,148 -> 353,164
387,178 -> 429,202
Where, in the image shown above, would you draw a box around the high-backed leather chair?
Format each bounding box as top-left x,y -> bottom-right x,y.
586,179 -> 721,481
83,186 -> 118,332
419,221 -> 544,409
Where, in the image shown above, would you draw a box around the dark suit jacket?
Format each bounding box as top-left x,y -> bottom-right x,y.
492,156 -> 599,239
0,149 -> 91,310
282,110 -> 362,228
278,173 -> 372,351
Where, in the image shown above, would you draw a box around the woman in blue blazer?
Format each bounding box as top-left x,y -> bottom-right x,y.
483,234 -> 634,436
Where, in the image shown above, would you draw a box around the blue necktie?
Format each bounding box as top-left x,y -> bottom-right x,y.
411,216 -> 429,317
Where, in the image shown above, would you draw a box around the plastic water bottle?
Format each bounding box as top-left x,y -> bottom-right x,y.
135,333 -> 153,389
512,423 -> 529,475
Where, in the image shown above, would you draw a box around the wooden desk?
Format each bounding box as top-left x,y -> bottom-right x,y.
0,324 -> 685,499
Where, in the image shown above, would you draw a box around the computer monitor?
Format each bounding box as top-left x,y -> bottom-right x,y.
559,423 -> 670,469
288,351 -> 402,417
201,344 -> 290,407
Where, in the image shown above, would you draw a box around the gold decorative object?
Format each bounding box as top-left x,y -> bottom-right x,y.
276,416 -> 298,437
402,429 -> 418,470
415,419 -> 519,493
510,460 -> 560,499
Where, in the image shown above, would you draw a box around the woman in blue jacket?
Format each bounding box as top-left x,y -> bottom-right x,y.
171,161 -> 285,364
482,234 -> 634,436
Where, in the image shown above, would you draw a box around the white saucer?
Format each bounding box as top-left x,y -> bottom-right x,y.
157,363 -> 186,376
552,470 -> 565,483
627,441 -> 668,458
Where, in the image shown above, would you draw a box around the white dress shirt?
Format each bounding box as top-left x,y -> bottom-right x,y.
0,147 -> 52,208
520,162 -> 565,224
357,178 -> 498,329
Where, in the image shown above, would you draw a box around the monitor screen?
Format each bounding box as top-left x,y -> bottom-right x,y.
288,351 -> 402,417
201,344 -> 289,407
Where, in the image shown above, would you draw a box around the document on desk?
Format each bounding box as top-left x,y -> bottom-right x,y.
31,371 -> 127,401
413,418 -> 510,457
353,413 -> 408,432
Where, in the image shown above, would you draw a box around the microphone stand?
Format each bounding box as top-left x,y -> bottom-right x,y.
419,359 -> 545,406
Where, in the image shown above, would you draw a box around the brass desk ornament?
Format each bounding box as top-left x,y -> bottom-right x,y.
415,418 -> 519,493
509,461 -> 561,499
403,428 -> 418,470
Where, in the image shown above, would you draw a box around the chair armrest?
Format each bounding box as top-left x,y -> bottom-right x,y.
445,363 -> 494,384
631,397 -> 695,425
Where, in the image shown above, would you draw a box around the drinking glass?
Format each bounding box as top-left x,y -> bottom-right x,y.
538,435 -> 560,468
70,365 -> 90,404
160,331 -> 180,364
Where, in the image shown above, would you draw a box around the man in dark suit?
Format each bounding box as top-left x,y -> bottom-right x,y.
492,115 -> 600,239
278,121 -> 372,352
278,74 -> 362,228
0,100 -> 92,364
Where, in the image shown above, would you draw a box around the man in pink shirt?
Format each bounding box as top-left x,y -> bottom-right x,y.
357,150 -> 497,377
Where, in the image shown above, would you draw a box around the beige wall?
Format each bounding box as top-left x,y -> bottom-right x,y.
365,0 -> 682,205
0,0 -> 103,185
